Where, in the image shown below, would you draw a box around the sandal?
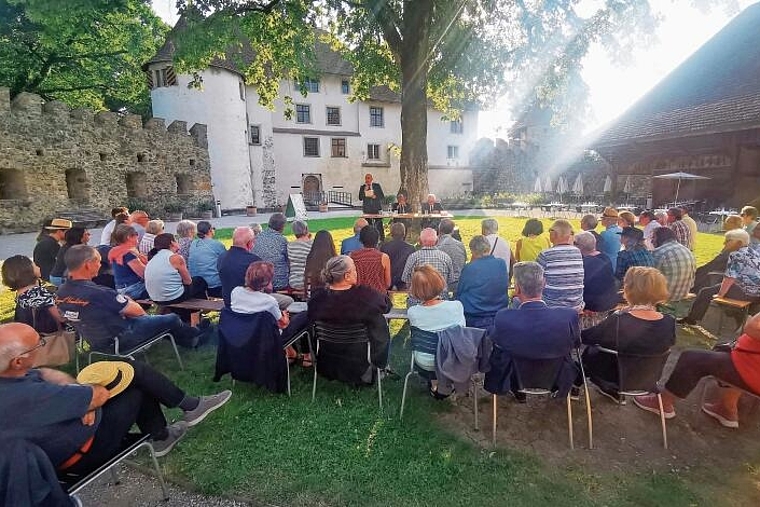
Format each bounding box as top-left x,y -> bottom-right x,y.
300,353 -> 313,368
429,386 -> 451,400
285,346 -> 298,365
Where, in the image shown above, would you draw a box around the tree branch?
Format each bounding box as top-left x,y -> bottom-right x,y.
228,0 -> 283,15
364,0 -> 403,60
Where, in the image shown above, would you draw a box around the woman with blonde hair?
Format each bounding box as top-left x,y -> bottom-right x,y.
578,266 -> 676,403
407,264 -> 466,397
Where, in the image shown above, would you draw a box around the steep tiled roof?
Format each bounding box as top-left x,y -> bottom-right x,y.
592,3 -> 760,149
144,17 -> 353,78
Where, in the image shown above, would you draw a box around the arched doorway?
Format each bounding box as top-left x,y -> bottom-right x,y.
302,174 -> 322,205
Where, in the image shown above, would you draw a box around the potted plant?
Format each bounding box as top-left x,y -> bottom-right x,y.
318,198 -> 329,213
196,199 -> 214,219
164,199 -> 183,221
246,203 -> 258,216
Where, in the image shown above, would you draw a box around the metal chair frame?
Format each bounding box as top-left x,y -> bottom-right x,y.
491,347 -> 593,450
594,346 -> 670,449
310,322 -> 383,411
77,331 -> 183,372
61,434 -> 169,502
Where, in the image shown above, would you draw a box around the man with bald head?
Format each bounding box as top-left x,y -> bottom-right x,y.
401,228 -> 454,303
218,226 -> 261,307
341,218 -> 368,255
0,323 -> 231,472
359,173 -> 385,241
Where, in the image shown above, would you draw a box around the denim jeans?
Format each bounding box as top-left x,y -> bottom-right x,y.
118,314 -> 199,351
117,281 -> 148,300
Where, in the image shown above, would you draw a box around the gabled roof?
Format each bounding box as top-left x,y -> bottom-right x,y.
592,2 -> 760,149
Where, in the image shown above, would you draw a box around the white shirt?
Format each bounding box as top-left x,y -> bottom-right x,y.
230,287 -> 281,321
485,234 -> 511,268
99,220 -> 116,246
643,221 -> 662,250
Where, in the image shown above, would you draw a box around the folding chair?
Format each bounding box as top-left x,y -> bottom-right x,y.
594,347 -> 671,449
311,321 -> 383,411
79,330 -> 183,371
400,326 -> 482,429
491,351 -> 592,450
59,434 -> 169,502
282,327 -> 311,397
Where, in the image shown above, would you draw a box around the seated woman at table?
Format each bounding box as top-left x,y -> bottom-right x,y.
145,233 -> 208,305
108,224 -> 149,299
579,266 -> 675,404
231,261 -> 309,347
515,218 -> 550,262
307,255 -> 392,384
407,264 -> 466,396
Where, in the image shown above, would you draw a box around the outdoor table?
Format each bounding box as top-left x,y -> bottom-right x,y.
709,209 -> 737,217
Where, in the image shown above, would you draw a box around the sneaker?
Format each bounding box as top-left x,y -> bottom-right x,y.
632,394 -> 676,419
183,390 -> 232,427
701,402 -> 739,428
594,384 -> 626,405
152,421 -> 189,457
510,390 -> 527,404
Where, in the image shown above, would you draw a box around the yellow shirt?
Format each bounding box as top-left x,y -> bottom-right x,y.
516,235 -> 551,262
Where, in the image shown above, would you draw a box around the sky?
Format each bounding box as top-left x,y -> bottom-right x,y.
149,0 -> 757,138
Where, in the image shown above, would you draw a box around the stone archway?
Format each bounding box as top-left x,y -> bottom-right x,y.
65,168 -> 89,201
302,174 -> 322,205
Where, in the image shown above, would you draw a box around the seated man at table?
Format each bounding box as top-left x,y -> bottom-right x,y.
679,229 -> 760,326
392,193 -> 411,214
421,193 -> 444,229
340,218 -> 368,255
484,262 -> 580,400
56,245 -> 202,352
0,322 -> 231,473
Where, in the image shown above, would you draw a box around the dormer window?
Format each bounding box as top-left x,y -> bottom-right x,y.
148,66 -> 177,89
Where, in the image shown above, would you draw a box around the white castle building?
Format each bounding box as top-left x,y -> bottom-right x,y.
144,33 -> 478,211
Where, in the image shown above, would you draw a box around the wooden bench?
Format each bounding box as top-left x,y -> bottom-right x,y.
711,296 -> 756,333
276,288 -> 306,301
135,298 -> 224,326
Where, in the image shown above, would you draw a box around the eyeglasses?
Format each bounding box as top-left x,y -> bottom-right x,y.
15,337 -> 47,358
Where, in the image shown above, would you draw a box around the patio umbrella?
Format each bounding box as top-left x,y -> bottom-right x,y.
572,174 -> 584,195
653,171 -> 710,203
544,175 -> 553,193
533,176 -> 543,193
558,176 -> 569,194
603,175 -> 612,193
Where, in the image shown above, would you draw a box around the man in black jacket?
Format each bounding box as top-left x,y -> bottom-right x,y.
359,173 -> 385,241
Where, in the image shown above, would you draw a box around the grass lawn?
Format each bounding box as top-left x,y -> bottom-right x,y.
1,217 -> 755,506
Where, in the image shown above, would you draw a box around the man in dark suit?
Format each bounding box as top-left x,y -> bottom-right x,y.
421,193 -> 444,229
484,261 -> 580,400
359,173 -> 385,241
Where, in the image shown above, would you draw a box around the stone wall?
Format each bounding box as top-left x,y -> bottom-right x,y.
0,87 -> 213,233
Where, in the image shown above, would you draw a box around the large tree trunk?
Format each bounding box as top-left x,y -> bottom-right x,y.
398,0 -> 433,213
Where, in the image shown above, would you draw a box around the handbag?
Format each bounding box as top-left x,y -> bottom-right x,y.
31,307 -> 76,367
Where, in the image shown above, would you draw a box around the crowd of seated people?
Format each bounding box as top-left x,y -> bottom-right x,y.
8,198 -> 760,464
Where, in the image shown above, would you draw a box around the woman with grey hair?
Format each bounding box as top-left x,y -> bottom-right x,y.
175,220 -> 197,262
307,255 -> 392,384
574,231 -> 618,329
287,220 -> 312,290
456,235 -> 509,328
138,219 -> 165,255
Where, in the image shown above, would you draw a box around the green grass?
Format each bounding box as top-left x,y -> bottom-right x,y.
0,217 -> 752,506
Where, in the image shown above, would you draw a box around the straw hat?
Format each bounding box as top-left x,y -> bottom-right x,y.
44,218 -> 73,230
600,207 -> 619,219
76,361 -> 135,398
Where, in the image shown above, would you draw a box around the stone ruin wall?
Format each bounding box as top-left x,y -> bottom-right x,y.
0,87 -> 213,233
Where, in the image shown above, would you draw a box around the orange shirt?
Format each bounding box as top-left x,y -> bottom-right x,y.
731,334 -> 760,395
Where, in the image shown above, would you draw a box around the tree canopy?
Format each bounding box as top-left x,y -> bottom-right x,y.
0,0 -> 168,116
170,0 -> 665,207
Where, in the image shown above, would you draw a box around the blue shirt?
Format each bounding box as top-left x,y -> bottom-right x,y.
251,230 -> 289,290
218,246 -> 262,307
456,256 -> 509,318
56,279 -> 131,349
599,225 -> 622,272
188,238 -> 227,288
0,370 -> 100,467
111,251 -> 142,288
340,234 -> 362,255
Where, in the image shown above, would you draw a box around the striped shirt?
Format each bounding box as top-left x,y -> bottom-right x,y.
653,240 -> 695,301
537,245 -> 585,311
287,239 -> 312,289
